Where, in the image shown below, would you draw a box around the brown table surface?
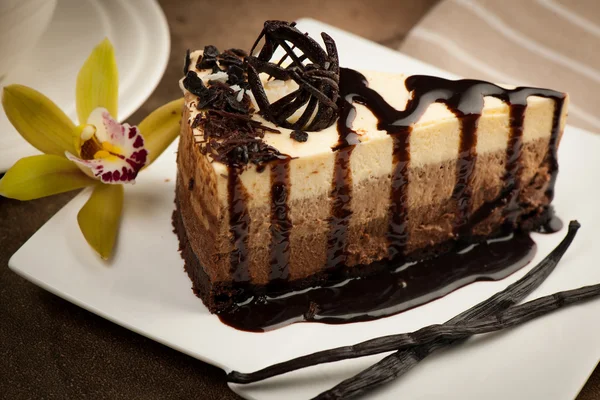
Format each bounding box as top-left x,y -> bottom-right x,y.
1,1 -> 598,398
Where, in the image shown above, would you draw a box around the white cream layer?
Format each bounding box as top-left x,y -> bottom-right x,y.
182,50 -> 568,206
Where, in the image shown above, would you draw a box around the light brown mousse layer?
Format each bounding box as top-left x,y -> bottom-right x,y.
175,103 -> 556,311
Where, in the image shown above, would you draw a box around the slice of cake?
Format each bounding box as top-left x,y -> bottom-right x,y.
174,21 -> 568,313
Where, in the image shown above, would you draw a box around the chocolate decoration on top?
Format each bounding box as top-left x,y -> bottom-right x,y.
334,68 -> 566,260
196,45 -> 219,70
290,130 -> 309,142
183,50 -> 286,169
194,108 -> 285,168
246,20 -> 340,131
182,71 -> 209,98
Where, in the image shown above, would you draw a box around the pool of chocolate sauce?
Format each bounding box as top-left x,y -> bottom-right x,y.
218,228 -> 557,332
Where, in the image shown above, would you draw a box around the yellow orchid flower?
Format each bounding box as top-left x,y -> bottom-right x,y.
0,38 -> 183,260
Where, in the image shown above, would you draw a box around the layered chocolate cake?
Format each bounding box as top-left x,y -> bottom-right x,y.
174,21 -> 568,322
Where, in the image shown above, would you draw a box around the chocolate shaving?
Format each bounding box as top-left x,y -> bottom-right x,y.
218,51 -> 244,67
227,64 -> 245,86
204,45 -> 219,58
225,93 -> 249,114
229,48 -> 248,57
245,20 -> 340,131
191,113 -> 202,129
184,35 -> 299,169
290,130 -> 308,142
196,45 -> 220,70
185,67 -> 283,168
182,71 -> 209,98
194,81 -> 250,114
196,109 -> 285,168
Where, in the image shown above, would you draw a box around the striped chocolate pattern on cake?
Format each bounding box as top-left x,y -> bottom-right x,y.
226,69 -> 566,284
332,68 -> 566,263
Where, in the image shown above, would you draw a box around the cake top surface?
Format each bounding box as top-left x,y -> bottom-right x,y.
180,21 -> 566,172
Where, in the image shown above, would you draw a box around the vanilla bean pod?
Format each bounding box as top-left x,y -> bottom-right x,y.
312,221 -> 581,399
231,281 -> 599,387
228,222 -> 581,393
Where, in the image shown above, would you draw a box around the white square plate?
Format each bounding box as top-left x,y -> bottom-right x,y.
9,19 -> 600,400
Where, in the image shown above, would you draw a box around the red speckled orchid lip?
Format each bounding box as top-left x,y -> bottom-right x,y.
66,108 -> 149,184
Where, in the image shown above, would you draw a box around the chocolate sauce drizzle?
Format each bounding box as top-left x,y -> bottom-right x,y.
545,98 -> 566,201
269,159 -> 292,282
326,147 -> 355,270
452,114 -> 478,233
228,167 -> 250,282
389,134 -> 410,258
503,103 -> 526,225
535,207 -> 564,234
334,68 -> 566,259
325,99 -> 361,270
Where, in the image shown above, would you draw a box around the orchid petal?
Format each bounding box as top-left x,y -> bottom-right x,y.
0,155 -> 96,200
138,98 -> 184,167
2,85 -> 77,156
76,38 -> 118,124
77,183 -> 123,260
66,109 -> 148,184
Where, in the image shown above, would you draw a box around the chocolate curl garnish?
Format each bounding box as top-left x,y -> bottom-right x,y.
246,20 -> 340,131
